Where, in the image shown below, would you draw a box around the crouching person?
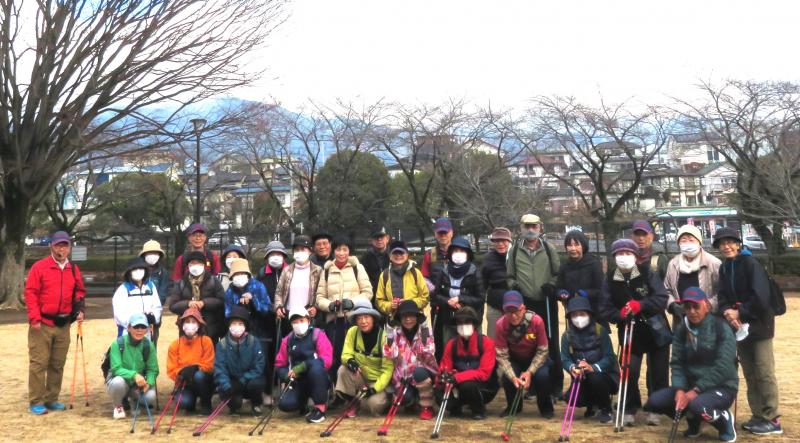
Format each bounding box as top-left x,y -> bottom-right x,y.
495,290 -> 553,418
214,306 -> 266,415
438,306 -> 498,420
644,287 -> 738,442
167,308 -> 215,415
275,307 -> 333,423
560,296 -> 618,423
384,300 -> 439,420
335,299 -> 394,417
106,313 -> 159,419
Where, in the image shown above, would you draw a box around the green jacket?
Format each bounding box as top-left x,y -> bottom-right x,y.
506,239 -> 559,302
671,314 -> 738,393
341,326 -> 394,392
109,335 -> 159,387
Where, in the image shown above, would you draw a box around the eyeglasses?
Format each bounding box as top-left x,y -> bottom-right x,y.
682,303 -> 703,311
131,325 -> 149,330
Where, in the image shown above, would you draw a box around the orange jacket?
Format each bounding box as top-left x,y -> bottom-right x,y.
166,335 -> 215,381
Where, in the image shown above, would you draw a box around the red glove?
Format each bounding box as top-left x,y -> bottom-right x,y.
619,306 -> 629,318
627,300 -> 641,315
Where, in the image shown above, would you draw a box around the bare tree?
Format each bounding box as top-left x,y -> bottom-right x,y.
0,0 -> 284,306
43,158 -> 112,237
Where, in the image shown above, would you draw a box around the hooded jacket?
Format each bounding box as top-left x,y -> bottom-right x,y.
315,256 -> 372,322
168,273 -> 226,340
112,258 -> 162,328
109,334 -> 159,387
717,248 -> 774,340
431,262 -> 485,324
671,314 -> 738,393
213,332 -> 265,392
341,325 -> 394,392
375,261 -> 429,316
224,277 -> 272,338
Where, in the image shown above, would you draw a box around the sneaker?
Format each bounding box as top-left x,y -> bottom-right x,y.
598,408 -> 613,424
749,418 -> 782,435
471,407 -> 486,420
646,412 -> 661,426
585,406 -> 597,418
420,407 -> 434,421
112,406 -> 126,420
623,413 -> 636,427
684,419 -> 702,438
29,404 -> 48,415
716,410 -> 737,442
741,416 -> 760,431
45,402 -> 66,411
252,405 -> 263,416
344,401 -> 359,418
306,407 -> 326,423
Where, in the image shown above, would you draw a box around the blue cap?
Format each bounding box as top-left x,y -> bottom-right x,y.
128,312 -> 149,327
632,220 -> 654,234
680,287 -> 708,304
186,223 -> 207,236
433,217 -> 453,233
502,290 -> 525,311
51,231 -> 71,245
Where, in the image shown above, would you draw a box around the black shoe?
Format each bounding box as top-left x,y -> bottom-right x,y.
741,417 -> 760,431
584,406 -> 596,418
447,407 -> 463,418
524,392 -> 535,401
306,407 -> 326,423
541,410 -> 555,419
683,418 -> 702,438
471,407 -> 486,420
598,409 -> 612,424
749,418 -> 782,435
122,398 -> 131,411
328,396 -> 346,410
299,405 -> 310,416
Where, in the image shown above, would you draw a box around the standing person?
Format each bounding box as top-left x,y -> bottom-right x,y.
630,220 -> 668,281
383,300 -> 439,420
643,287 -> 738,442
214,306 -> 266,415
168,251 -> 226,342
274,236 -> 322,338
171,223 -> 222,281
106,313 -> 159,420
421,217 -> 454,292
506,214 -> 562,395
311,231 -> 334,267
361,227 -> 391,302
258,240 -> 288,303
217,244 -> 247,291
374,240 -> 429,320
316,237 -> 372,380
275,307 -> 333,423
560,296 -> 619,423
664,224 -> 721,325
335,299 -> 394,417
438,306 -> 498,420
25,231 -> 86,415
139,240 -> 172,342
599,238 -> 670,427
714,228 -> 782,435
257,240 -> 287,404
494,291 -> 553,418
166,308 -> 215,415
431,237 -> 484,361
556,230 -> 606,328
482,227 -> 512,338
112,257 -> 162,341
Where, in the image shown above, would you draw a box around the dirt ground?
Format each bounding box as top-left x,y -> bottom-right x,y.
0,299 -> 795,442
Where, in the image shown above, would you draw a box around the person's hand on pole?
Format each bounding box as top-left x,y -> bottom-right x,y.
447,297 -> 460,309
519,371 -> 532,389
135,373 -> 147,388
578,360 -> 594,373
31,321 -> 42,330
76,311 -> 85,322
307,306 -> 317,317
674,389 -> 689,411
276,307 -> 286,318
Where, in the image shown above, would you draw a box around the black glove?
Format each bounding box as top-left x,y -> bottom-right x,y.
441,371 -> 456,385
145,313 -> 157,325
331,300 -> 342,312
346,358 -> 360,373
341,299 -> 355,311
219,386 -> 233,400
360,385 -> 377,397
669,303 -> 685,318
540,283 -> 557,299
178,364 -> 200,382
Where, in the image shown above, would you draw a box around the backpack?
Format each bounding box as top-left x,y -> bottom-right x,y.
101,336 -> 151,379
380,266 -> 420,295
767,274 -> 786,316
324,263 -> 358,282
510,239 -> 559,278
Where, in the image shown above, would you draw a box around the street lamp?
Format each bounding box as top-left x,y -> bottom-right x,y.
190,118 -> 207,223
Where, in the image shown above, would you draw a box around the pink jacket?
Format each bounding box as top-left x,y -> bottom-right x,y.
383,324 -> 438,392
274,327 -> 333,370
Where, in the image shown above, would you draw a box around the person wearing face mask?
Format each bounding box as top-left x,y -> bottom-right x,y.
599,238 -> 669,428
139,240 -> 172,310
218,244 -> 247,291
495,291 -> 553,418
664,225 -> 721,326
166,308 -> 215,415
214,306 -> 266,415
482,227 -> 512,338
106,313 -> 159,420
375,240 -> 429,320
560,296 -> 618,424
431,237 -> 484,362
438,306 -> 498,420
275,307 -> 333,423
258,241 -> 288,304
274,236 -> 322,338
335,299 -> 394,417
171,224 -> 221,281
112,257 -> 162,341
383,300 -> 438,420
168,251 -> 226,342
556,230 -> 605,328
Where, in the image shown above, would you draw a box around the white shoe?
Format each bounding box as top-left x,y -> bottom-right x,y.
113,406 -> 126,420
623,413 -> 636,426
646,412 -> 661,426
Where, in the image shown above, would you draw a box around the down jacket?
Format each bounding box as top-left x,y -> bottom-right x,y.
315,257 -> 372,322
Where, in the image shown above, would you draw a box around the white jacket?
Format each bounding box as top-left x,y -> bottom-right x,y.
112,280 -> 163,327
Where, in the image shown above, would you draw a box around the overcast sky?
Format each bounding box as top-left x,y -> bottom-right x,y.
236,0 -> 799,110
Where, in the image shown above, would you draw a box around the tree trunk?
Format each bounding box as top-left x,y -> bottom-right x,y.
0,197 -> 32,309
600,217 -> 621,259
751,221 -> 786,273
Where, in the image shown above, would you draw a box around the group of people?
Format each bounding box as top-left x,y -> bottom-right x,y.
24,215 -> 782,441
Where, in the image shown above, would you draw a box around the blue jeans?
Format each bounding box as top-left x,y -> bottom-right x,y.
277,360 -> 329,411
178,371 -> 214,410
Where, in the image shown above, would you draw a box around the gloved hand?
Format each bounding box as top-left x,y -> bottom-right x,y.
145,313 -> 157,325
576,289 -> 589,298
360,385 -> 377,397
290,361 -> 307,376
346,358 -> 360,373
331,300 -> 342,312
178,364 -> 200,382
627,300 -> 641,315
342,299 -> 355,311
441,371 -> 456,385
668,303 -> 685,318
540,283 -> 557,299
557,289 -> 571,301
219,386 -> 233,400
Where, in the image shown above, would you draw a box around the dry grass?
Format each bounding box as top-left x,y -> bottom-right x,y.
0,298 -> 796,442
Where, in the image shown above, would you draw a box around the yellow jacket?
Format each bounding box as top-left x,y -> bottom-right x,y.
375,262 -> 429,316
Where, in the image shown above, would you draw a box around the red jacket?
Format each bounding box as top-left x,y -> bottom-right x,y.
170,249 -> 221,281
25,256 -> 86,326
439,333 -> 496,384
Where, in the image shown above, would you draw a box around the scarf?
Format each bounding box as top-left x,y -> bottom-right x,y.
390,265 -> 405,298
402,324 -> 419,343
361,327 -> 380,354
637,246 -> 653,265
189,273 -> 204,301
447,262 -> 469,280
678,251 -> 702,274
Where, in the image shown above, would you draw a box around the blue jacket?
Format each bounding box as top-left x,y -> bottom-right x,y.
224,278 -> 272,338
213,333 -> 265,392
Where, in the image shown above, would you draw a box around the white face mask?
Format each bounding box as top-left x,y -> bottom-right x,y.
229,324 -> 246,338
456,324 -> 474,339
293,251 -> 310,264
144,254 -> 160,266
680,243 -> 701,258
451,252 -> 468,265
615,255 -> 636,271
292,321 -> 310,336
571,315 -> 590,329
225,257 -> 237,270
268,255 -> 284,268
232,274 -> 249,288
130,269 -> 145,282
188,264 -> 205,277
182,322 -> 199,337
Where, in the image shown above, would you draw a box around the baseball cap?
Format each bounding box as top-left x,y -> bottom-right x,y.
186,223 -> 207,236
128,312 -> 149,328
502,290 -> 525,311
51,231 -> 71,245
631,220 -> 654,234
433,217 -> 453,233
680,287 -> 708,304
389,240 -> 408,254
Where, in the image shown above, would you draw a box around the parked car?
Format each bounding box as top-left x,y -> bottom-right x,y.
743,235 -> 766,250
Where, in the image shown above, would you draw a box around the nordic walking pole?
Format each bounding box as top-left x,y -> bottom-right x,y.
193,398 -> 230,437
500,386 -> 524,441
68,327 -> 80,409
250,378 -> 294,436
618,319 -> 635,432
563,373 -> 583,442
378,379 -> 409,436
320,390 -> 367,438
152,381 -> 183,434
79,323 -> 89,406
141,389 -> 155,432
667,409 -> 682,443
545,297 -> 552,339
130,391 -> 143,433
166,384 -> 185,434
559,372 -> 581,441
431,382 -> 453,439
614,319 -> 631,432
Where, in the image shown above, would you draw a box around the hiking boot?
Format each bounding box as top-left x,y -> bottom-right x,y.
329,396 -> 346,410
741,416 -> 760,431
344,401 -> 359,418
471,406 -> 486,420
306,407 -> 326,423
684,418 -> 702,438
45,402 -> 66,411
585,406 -> 597,418
623,413 -> 636,426
112,406 -> 126,420
29,404 -> 48,415
715,410 -> 737,442
646,412 -> 661,426
541,410 -> 555,419
420,406 -> 434,421
749,418 -> 782,435
598,408 -> 613,424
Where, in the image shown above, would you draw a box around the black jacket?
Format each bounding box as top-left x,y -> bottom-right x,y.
718,249 -> 774,340
557,254 -> 605,313
432,263 -> 485,323
360,247 -> 390,297
481,250 -> 508,310
168,274 -> 226,340
600,264 -> 668,325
